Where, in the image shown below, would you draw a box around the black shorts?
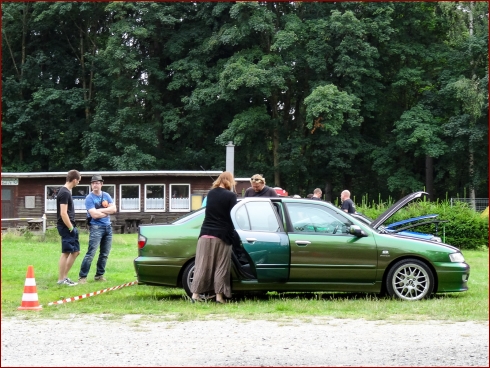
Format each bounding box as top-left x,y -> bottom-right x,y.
57,226 -> 80,253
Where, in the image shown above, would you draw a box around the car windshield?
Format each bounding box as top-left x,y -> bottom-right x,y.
355,213 -> 374,222
352,212 -> 387,232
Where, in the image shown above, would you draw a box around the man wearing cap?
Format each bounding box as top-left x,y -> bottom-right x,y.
244,174 -> 279,197
78,175 -> 117,284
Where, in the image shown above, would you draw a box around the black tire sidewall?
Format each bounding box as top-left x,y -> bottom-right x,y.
182,260 -> 195,298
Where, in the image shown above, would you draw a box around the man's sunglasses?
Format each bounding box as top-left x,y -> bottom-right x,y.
250,178 -> 264,183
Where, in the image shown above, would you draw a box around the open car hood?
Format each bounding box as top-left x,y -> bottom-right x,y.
370,191 -> 429,230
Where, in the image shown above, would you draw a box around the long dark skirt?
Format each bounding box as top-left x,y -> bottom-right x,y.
190,237 -> 232,298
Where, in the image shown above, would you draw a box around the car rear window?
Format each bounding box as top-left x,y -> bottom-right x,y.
173,208 -> 205,224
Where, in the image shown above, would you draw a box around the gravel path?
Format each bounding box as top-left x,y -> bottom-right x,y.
2,315 -> 488,367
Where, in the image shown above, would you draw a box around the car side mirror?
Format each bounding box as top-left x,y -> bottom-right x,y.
349,225 -> 367,237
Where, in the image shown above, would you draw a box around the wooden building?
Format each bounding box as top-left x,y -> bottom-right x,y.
1,171 -> 252,230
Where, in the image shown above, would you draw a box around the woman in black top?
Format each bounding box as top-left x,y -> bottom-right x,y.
191,171 -> 237,304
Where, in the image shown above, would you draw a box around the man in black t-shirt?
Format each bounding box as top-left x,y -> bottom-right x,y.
340,189 -> 356,213
244,174 -> 279,197
311,188 -> 322,200
56,170 -> 82,286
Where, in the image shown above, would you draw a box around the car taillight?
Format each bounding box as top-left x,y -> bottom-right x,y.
138,235 -> 147,249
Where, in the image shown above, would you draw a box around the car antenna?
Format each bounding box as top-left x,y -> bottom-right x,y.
200,165 -> 237,194
200,165 -> 216,182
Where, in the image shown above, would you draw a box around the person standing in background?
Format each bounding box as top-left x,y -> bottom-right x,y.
244,174 -> 278,197
56,170 -> 82,286
340,190 -> 356,213
311,188 -> 322,200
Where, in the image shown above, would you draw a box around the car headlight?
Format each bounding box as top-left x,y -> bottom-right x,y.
449,252 -> 465,263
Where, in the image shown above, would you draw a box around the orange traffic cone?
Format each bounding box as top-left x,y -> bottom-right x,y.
18,265 -> 42,310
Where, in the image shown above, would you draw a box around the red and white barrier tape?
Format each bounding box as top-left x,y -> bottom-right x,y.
47,281 -> 138,306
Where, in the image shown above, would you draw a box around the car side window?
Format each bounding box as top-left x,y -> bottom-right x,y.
235,206 -> 251,230
286,203 -> 353,235
234,202 -> 280,232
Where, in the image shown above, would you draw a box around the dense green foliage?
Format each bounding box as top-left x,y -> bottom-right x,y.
357,198 -> 489,249
2,2 -> 488,201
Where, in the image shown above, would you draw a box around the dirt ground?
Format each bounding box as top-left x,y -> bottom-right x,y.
2,315 -> 488,367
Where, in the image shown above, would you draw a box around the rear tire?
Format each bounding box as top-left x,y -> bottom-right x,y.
182,261 -> 195,298
386,259 -> 434,301
182,260 -> 215,299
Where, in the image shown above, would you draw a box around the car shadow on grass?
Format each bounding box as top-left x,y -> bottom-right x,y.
131,286 -> 465,303
232,291 -> 465,302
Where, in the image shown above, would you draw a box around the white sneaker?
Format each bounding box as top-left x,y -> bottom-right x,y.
62,278 -> 77,286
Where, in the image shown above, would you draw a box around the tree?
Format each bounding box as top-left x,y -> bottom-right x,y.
437,1 -> 488,201
1,2 -> 487,202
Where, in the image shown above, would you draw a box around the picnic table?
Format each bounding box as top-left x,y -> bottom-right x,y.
124,218 -> 142,234
27,219 -> 43,231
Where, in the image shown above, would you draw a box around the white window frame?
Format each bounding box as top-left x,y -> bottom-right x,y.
100,184 -> 117,209
169,184 -> 191,212
119,184 -> 141,212
45,185 -> 90,214
144,184 -> 166,212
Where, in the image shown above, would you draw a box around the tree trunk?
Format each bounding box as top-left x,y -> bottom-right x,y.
273,127 -> 280,187
324,180 -> 333,202
468,1 -> 476,210
425,155 -> 434,200
469,149 -> 476,210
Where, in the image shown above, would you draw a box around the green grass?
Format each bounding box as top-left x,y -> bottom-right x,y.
2,229 -> 488,322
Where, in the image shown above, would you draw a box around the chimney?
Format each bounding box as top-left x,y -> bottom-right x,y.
226,141 -> 235,175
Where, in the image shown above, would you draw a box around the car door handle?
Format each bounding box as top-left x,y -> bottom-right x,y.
246,238 -> 257,243
295,240 -> 311,246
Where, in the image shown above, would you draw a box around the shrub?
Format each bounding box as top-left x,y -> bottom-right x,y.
356,197 -> 488,250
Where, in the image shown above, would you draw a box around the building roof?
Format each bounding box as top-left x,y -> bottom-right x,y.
1,171 -> 223,179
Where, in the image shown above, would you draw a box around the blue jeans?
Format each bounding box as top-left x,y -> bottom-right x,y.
79,225 -> 113,278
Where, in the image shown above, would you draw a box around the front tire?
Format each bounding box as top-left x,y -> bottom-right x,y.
386,259 -> 434,301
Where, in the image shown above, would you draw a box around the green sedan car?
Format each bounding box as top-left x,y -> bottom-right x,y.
134,191 -> 470,301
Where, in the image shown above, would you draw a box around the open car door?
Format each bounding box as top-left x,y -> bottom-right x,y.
230,198 -> 290,282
